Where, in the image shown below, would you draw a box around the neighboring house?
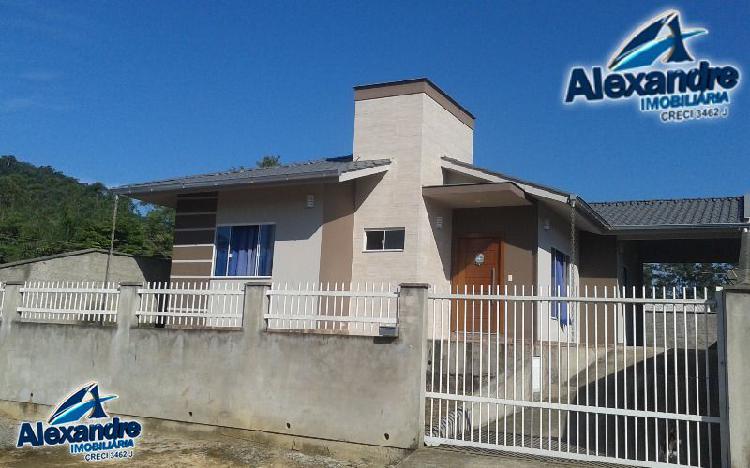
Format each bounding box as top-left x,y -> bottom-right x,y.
0,248 -> 170,284
113,78 -> 748,331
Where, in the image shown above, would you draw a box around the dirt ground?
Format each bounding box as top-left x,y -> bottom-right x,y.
0,414 -> 389,467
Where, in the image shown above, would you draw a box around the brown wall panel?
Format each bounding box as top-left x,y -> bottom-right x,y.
578,231 -> 619,344
172,245 -> 214,261
319,183 -> 354,284
170,261 -> 213,277
176,197 -> 218,213
175,214 -> 217,229
174,229 -> 215,246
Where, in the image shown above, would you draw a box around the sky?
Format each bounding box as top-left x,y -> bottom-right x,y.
1,0 -> 748,202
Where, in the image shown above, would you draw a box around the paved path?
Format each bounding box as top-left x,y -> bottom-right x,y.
396,447 -> 590,468
0,415 -> 375,467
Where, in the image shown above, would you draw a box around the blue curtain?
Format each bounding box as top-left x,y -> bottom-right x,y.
553,250 -> 571,327
228,226 -> 258,276
213,226 -> 231,276
257,225 -> 275,276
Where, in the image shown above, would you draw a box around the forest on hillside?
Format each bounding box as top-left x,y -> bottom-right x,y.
0,155 -> 174,264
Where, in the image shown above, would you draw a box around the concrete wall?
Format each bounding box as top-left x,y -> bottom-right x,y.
0,251 -> 169,284
0,282 -> 429,450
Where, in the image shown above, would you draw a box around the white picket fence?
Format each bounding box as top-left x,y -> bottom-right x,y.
265,282 -> 398,336
18,281 -> 119,322
136,282 -> 244,328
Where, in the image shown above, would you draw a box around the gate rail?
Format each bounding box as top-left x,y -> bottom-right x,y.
424,285 -> 723,467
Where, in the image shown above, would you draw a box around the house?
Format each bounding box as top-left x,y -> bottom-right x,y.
113,78 -> 748,325
0,248 -> 170,284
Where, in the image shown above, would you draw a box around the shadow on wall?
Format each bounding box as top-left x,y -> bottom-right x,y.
133,256 -> 172,283
565,345 -> 721,466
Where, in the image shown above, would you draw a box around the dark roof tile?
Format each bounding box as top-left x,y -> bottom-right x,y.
589,197 -> 745,228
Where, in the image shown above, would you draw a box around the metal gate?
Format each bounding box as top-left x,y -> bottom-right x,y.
424,286 -> 726,467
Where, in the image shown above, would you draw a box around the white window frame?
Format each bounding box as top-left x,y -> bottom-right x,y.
211,222 -> 276,279
363,227 -> 405,252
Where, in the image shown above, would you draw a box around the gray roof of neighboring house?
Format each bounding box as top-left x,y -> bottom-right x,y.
112,156 -> 390,195
589,197 -> 746,229
0,248 -> 139,269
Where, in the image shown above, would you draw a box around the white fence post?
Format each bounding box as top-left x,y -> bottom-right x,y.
244,280 -> 272,332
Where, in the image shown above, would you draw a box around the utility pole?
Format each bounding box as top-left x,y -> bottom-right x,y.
104,194 -> 119,285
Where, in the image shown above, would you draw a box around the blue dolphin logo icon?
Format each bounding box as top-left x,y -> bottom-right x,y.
48,383 -> 118,425
609,10 -> 707,71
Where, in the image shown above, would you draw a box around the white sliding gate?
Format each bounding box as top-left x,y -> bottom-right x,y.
424,286 -> 725,467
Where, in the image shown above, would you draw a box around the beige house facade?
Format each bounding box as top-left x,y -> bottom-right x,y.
115,78 -> 748,340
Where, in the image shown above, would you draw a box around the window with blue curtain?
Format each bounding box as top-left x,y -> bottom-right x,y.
213,224 -> 275,277
551,248 -> 571,327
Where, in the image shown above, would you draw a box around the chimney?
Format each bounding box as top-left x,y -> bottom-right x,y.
352,78 -> 474,186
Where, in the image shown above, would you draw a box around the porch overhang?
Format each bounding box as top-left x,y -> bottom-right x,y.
422,182 -> 531,208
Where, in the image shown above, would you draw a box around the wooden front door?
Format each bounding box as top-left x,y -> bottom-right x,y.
451,237 -> 503,334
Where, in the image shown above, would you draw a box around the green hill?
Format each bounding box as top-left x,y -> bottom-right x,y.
0,155 -> 174,264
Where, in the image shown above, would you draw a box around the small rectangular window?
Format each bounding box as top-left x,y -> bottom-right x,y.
364,228 -> 405,251
214,224 -> 275,277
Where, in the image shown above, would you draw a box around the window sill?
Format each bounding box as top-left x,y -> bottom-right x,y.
362,249 -> 404,253
210,276 -> 272,280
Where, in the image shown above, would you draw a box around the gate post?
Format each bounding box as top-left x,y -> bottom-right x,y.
722,284 -> 750,467
398,283 -> 430,447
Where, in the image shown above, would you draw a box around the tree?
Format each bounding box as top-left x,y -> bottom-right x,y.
0,155 -> 175,263
643,262 -> 735,297
256,155 -> 281,168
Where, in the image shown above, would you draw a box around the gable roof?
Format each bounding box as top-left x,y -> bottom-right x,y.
589,197 -> 746,229
112,156 -> 390,195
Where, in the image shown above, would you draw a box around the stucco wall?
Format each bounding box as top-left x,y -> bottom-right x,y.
536,203 -> 580,343
0,251 -> 169,284
578,232 -> 620,344
215,185 -> 325,284
319,182 -> 355,284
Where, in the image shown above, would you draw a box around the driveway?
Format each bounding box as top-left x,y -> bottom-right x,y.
0,415 -> 380,467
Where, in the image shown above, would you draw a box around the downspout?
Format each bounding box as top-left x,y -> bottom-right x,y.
568,195 -> 577,293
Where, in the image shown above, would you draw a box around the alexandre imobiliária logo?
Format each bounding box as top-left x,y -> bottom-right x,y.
16,382 -> 142,462
564,9 -> 740,123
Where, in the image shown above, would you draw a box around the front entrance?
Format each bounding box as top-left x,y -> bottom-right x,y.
451,236 -> 503,334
